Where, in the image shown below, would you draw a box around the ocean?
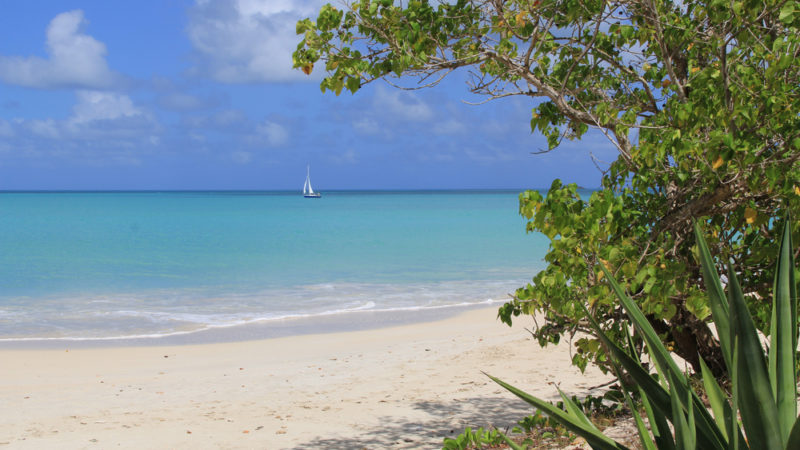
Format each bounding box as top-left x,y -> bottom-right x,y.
0,190 -> 549,343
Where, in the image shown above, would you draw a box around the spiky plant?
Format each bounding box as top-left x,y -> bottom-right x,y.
487,217 -> 800,449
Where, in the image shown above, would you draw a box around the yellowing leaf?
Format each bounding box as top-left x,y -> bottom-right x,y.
744,207 -> 757,224
516,11 -> 527,26
794,185 -> 800,196
687,43 -> 694,51
576,247 -> 582,255
302,63 -> 314,75
596,270 -> 605,281
691,67 -> 700,74
712,156 -> 724,170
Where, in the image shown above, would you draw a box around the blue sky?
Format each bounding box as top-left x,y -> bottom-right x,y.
0,0 -> 616,190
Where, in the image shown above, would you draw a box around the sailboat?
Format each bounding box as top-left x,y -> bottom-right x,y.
303,166 -> 322,198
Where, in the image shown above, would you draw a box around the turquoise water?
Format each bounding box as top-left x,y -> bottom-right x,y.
0,191 -> 548,340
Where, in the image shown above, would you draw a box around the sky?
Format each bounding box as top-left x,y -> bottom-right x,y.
0,0 -> 617,190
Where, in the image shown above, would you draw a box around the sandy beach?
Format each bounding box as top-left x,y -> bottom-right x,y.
0,307 -> 613,449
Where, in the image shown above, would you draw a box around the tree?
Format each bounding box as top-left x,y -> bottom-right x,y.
293,0 -> 800,376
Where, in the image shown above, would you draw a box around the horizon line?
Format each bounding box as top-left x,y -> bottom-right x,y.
0,186 -> 599,193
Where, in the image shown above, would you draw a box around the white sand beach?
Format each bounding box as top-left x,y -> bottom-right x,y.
0,307 -> 613,449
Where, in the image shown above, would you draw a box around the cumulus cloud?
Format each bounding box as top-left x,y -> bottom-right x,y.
373,87 -> 433,122
187,0 -> 326,83
6,91 -> 158,165
69,91 -> 143,124
0,10 -> 119,89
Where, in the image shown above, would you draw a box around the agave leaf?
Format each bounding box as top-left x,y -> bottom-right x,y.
699,359 -> 748,449
693,221 -> 732,369
669,372 -> 693,450
485,374 -> 629,450
601,264 -> 683,381
768,217 -> 797,444
727,262 -> 783,449
786,416 -> 800,450
639,386 -> 675,450
580,304 -> 673,416
731,338 -> 740,450
699,358 -> 729,441
631,406 -> 658,450
686,386 -> 696,450
558,388 -> 599,431
598,269 -> 727,449
620,323 -> 673,450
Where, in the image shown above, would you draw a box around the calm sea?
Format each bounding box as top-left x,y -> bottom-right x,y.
0,190 -> 549,342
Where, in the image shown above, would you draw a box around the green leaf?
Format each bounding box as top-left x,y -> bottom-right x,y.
768,215 -> 797,445
779,3 -> 795,24
599,266 -> 726,449
558,388 -> 598,431
485,373 -> 629,450
699,359 -> 727,440
726,262 -> 783,449
498,432 -> 525,450
640,387 -> 675,450
786,417 -> 800,449
693,222 -> 732,369
669,371 -> 693,450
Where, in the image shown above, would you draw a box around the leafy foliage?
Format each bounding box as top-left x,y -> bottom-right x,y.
294,0 -> 800,376
442,426 -> 509,449
488,217 -> 800,449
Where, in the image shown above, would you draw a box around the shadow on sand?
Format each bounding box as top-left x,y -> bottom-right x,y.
293,395 -> 534,449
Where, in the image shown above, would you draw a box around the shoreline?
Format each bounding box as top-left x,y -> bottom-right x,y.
0,301 -> 501,349
0,306 -> 613,449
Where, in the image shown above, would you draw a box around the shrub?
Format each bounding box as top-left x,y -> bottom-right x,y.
488,217 -> 799,449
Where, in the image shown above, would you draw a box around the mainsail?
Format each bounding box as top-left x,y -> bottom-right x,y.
303,166 -> 314,195
303,166 -> 321,197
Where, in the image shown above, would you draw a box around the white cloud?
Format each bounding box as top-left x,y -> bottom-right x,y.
373,86 -> 433,122
7,91 -> 158,165
256,120 -> 288,146
0,10 -> 118,89
69,91 -> 142,124
187,0 -> 326,83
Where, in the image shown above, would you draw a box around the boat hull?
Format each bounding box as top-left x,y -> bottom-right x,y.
303,193 -> 322,198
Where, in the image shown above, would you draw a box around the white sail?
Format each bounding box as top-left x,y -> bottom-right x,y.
303,166 -> 320,197
306,176 -> 314,195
